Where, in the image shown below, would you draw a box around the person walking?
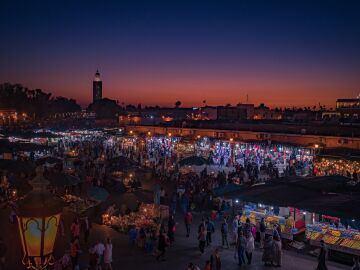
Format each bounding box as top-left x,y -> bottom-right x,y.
170,192 -> 177,215
198,223 -> 206,254
156,231 -> 167,261
236,231 -> 246,266
94,240 -> 105,270
70,238 -> 80,270
251,223 -> 257,240
243,218 -> 251,237
259,218 -> 266,248
128,226 -> 137,246
262,235 -> 274,266
206,217 -> 215,246
160,186 -> 166,205
167,215 -> 176,245
70,218 -> 80,241
316,240 -> 328,270
144,229 -> 154,253
83,216 -> 91,244
203,260 -> 211,270
272,226 -> 282,267
232,216 -> 239,245
103,238 -> 113,270
220,218 -> 229,248
60,217 -> 65,237
352,256 -> 360,270
88,247 -> 98,270
210,248 -> 221,270
184,211 -> 193,237
245,233 -> 255,265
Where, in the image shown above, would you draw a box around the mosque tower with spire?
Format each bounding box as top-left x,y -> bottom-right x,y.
92,70 -> 102,102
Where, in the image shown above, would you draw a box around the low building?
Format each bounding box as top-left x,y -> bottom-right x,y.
336,98 -> 360,109
0,108 -> 29,126
217,104 -> 254,120
190,106 -> 218,120
322,111 -> 341,120
336,98 -> 360,120
200,106 -> 218,120
119,112 -> 142,125
283,110 -> 319,122
254,104 -> 283,120
51,110 -> 95,119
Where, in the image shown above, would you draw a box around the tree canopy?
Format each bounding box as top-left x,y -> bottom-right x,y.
87,98 -> 122,119
0,83 -> 81,119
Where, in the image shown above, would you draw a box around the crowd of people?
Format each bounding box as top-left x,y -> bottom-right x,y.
1,131 -> 359,270
54,216 -> 113,270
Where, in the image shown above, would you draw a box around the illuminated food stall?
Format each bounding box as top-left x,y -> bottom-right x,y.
314,157 -> 359,180
306,223 -> 360,255
238,203 -> 306,240
102,204 -> 166,233
225,176 -> 360,244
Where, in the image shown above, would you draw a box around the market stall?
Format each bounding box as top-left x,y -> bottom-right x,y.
62,194 -> 100,214
238,203 -> 306,240
306,223 -> 360,255
110,171 -> 141,192
102,203 -> 167,233
314,157 -> 359,180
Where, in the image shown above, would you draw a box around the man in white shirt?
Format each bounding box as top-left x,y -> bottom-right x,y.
93,240 -> 105,270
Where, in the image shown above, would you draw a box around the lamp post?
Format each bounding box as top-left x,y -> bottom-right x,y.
16,166 -> 63,270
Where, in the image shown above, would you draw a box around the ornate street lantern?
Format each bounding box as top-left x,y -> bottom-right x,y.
16,166 -> 63,270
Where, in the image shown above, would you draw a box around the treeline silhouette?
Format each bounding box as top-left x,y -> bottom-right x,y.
0,83 -> 81,119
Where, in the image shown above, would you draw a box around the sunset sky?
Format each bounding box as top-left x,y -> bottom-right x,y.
1,0 -> 360,108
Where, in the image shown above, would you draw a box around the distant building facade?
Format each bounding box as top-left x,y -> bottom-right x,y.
217,104 -> 254,120
0,108 -> 29,126
336,98 -> 360,109
336,97 -> 360,120
254,104 -> 283,120
200,106 -> 218,120
93,70 -> 102,102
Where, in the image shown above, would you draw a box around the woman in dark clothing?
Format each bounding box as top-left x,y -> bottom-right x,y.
156,232 -> 166,261
210,248 -> 221,270
167,215 -> 176,245
317,240 -> 328,270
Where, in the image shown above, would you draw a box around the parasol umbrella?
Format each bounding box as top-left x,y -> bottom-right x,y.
179,156 -> 209,167
87,187 -> 109,201
107,156 -> 136,172
35,156 -> 62,166
2,131 -> 61,139
8,176 -> 32,195
44,172 -> 80,187
0,159 -> 35,175
0,139 -> 52,153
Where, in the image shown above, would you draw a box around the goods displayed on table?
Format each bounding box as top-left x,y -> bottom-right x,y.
66,150 -> 79,158
102,204 -> 165,233
112,171 -> 123,178
176,142 -> 195,157
61,194 -> 99,213
306,223 -> 360,252
313,158 -> 359,179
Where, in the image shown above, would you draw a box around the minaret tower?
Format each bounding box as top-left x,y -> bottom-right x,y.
92,70 -> 102,102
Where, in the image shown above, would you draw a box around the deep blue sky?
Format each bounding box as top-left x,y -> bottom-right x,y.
1,0 -> 359,107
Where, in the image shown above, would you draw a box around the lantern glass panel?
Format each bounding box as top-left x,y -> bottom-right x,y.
43,214 -> 60,255
23,218 -> 42,257
17,217 -> 26,254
